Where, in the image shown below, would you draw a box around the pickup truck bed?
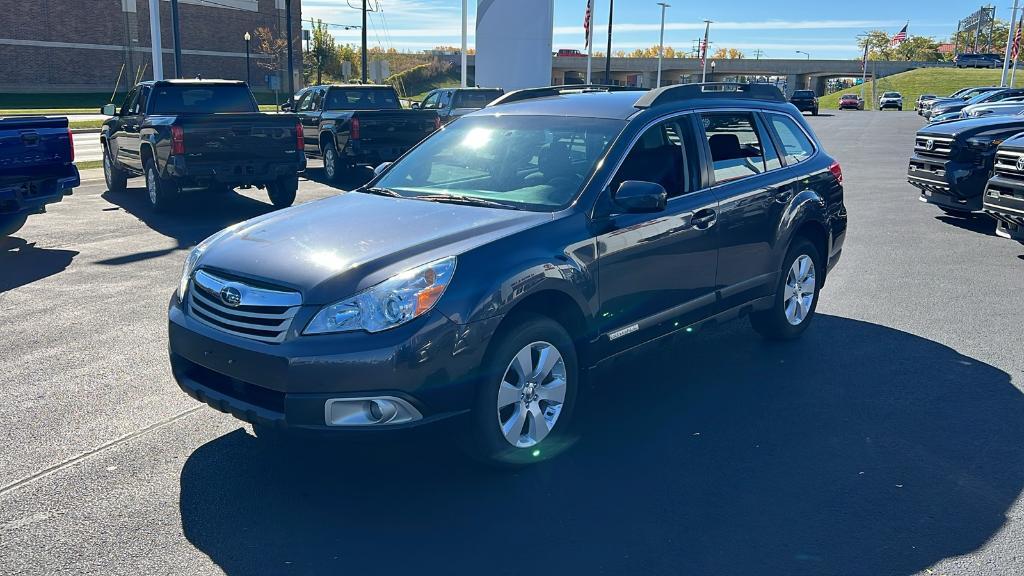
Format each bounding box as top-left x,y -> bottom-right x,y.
0,116 -> 80,237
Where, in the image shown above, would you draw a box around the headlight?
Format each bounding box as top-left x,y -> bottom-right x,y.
304,256 -> 457,335
966,137 -> 1003,151
177,246 -> 202,303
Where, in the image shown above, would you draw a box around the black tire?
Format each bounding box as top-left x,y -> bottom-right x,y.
751,237 -> 822,341
897,106 -> 903,111
103,144 -> 128,194
267,176 -> 298,208
322,140 -> 341,183
0,214 -> 28,238
462,314 -> 580,467
812,107 -> 819,116
143,157 -> 178,212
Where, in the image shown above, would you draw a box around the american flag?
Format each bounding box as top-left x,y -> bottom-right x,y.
1013,15 -> 1023,61
584,0 -> 594,48
890,24 -> 908,47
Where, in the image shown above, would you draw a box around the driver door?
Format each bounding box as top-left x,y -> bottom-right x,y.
594,115 -> 720,356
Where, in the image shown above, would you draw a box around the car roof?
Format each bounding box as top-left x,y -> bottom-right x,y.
471,91 -> 646,119
145,79 -> 246,86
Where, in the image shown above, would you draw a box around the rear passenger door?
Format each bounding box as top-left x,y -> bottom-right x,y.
296,88 -> 322,154
698,110 -> 789,310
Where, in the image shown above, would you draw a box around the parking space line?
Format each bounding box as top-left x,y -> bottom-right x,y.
0,406 -> 204,498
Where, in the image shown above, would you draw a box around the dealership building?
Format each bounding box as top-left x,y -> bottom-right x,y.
0,0 -> 302,94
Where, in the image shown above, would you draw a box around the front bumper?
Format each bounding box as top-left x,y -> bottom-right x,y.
168,297 -> 501,431
907,153 -> 987,212
984,175 -> 1024,241
166,154 -> 305,187
0,164 -> 79,216
880,100 -> 902,109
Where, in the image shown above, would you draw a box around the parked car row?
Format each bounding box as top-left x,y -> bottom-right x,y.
907,85 -> 1024,242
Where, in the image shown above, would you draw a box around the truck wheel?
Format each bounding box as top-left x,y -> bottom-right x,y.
322,142 -> 341,182
812,107 -> 819,116
103,145 -> 128,194
0,214 -> 28,238
143,158 -> 177,212
462,314 -> 579,467
751,237 -> 821,341
267,176 -> 298,208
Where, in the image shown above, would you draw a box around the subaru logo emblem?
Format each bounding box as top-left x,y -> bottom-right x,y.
925,139 -> 935,151
220,286 -> 242,307
1015,157 -> 1024,172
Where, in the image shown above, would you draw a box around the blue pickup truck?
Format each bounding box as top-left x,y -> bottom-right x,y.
0,116 -> 80,237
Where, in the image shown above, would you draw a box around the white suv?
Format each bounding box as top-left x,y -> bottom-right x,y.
879,92 -> 903,111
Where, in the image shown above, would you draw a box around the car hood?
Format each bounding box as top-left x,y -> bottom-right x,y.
918,116 -> 1024,139
195,192 -> 550,305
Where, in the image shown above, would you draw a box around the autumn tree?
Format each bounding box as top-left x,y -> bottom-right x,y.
254,26 -> 287,75
712,47 -> 745,59
628,45 -> 680,58
308,19 -> 336,84
862,29 -> 951,61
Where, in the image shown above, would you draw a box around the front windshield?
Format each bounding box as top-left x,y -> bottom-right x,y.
970,91 -> 1005,104
883,92 -> 899,98
373,115 -> 625,211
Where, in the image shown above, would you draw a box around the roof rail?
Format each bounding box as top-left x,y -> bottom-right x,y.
634,82 -> 786,108
488,84 -> 648,107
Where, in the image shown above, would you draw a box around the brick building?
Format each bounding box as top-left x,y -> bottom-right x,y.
0,0 -> 302,94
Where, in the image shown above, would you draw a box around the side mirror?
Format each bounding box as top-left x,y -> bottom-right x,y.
410,102 -> 420,109
101,104 -> 117,116
280,102 -> 293,111
373,162 -> 393,176
613,181 -> 667,214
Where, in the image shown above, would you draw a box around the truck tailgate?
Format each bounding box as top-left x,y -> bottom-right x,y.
355,111 -> 437,147
175,113 -> 299,164
0,116 -> 72,182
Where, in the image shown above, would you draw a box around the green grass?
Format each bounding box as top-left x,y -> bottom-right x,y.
70,120 -> 104,130
818,68 -> 1012,111
76,160 -> 102,170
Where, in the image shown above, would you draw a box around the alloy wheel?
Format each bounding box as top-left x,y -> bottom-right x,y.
784,254 -> 816,325
147,167 -> 158,206
496,341 -> 567,448
324,148 -> 336,180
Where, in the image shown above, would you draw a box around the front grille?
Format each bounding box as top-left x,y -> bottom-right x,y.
914,136 -> 954,160
993,150 -> 1024,182
187,270 -> 301,344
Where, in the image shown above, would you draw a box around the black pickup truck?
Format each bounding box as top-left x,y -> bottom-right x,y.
907,115 -> 1024,213
983,136 -> 1024,241
0,116 -> 79,237
285,84 -> 439,182
100,79 -> 305,211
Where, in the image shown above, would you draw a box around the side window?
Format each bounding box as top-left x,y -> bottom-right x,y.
439,91 -> 453,109
768,114 -> 816,165
311,89 -> 324,110
756,115 -> 782,171
611,118 -> 692,199
421,92 -> 441,109
296,90 -> 314,112
135,87 -> 150,115
701,111 -> 767,184
120,88 -> 139,116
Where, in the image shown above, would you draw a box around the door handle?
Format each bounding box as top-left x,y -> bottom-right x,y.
771,187 -> 794,204
690,208 -> 717,230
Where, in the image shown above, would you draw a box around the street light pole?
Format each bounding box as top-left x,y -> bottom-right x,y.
285,0 -> 295,96
148,0 -> 164,80
700,20 -> 711,83
1002,0 -> 1020,86
461,0 -> 468,88
170,0 -> 182,78
656,2 -> 670,88
244,32 -> 251,85
604,0 -> 614,85
796,50 -> 810,60
361,0 -> 369,83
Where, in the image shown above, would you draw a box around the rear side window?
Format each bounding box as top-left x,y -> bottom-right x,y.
768,114 -> 816,165
701,112 -> 768,184
325,88 -> 400,110
453,90 -> 503,109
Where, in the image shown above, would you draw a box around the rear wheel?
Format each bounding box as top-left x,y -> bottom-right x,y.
463,314 -> 579,467
0,214 -> 28,238
144,158 -> 177,212
267,175 -> 298,208
322,141 -> 341,183
751,237 -> 822,340
103,144 -> 128,194
812,107 -> 819,116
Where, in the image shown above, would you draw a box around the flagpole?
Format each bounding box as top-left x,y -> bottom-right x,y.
1003,0 -> 1020,87
701,20 -> 711,83
586,1 -> 593,84
1014,16 -> 1023,86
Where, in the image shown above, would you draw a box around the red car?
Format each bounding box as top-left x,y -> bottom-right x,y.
839,94 -> 864,110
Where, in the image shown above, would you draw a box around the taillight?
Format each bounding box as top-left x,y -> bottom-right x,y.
296,122 -> 304,151
433,116 -> 441,131
351,117 -> 361,140
67,128 -> 75,163
171,126 -> 185,156
829,161 -> 843,185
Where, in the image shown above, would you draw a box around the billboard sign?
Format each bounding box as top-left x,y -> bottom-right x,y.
476,0 -> 554,90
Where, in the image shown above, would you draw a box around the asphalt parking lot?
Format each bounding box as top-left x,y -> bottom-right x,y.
2,111 -> 1023,575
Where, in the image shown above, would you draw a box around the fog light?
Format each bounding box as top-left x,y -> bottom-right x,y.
324,396 -> 423,427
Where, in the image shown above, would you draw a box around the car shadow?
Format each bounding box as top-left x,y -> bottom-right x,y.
98,185 -> 282,265
179,314 -> 1024,576
301,161 -> 374,191
0,236 -> 78,293
935,214 -> 997,236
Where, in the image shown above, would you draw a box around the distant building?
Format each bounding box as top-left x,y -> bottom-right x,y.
937,43 -> 955,56
0,0 -> 302,94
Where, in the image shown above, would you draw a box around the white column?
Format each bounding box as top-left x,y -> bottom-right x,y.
461,0 -> 468,87
148,0 -> 164,80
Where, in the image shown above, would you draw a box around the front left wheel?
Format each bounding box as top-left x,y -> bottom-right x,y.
463,314 -> 579,467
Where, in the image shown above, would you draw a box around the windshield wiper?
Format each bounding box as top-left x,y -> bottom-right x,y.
360,186 -> 406,198
414,194 -> 522,210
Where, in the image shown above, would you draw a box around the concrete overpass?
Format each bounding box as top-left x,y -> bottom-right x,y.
456,56 -> 952,96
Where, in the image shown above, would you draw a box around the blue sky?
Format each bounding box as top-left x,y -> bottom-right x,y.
302,0 -> 968,59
